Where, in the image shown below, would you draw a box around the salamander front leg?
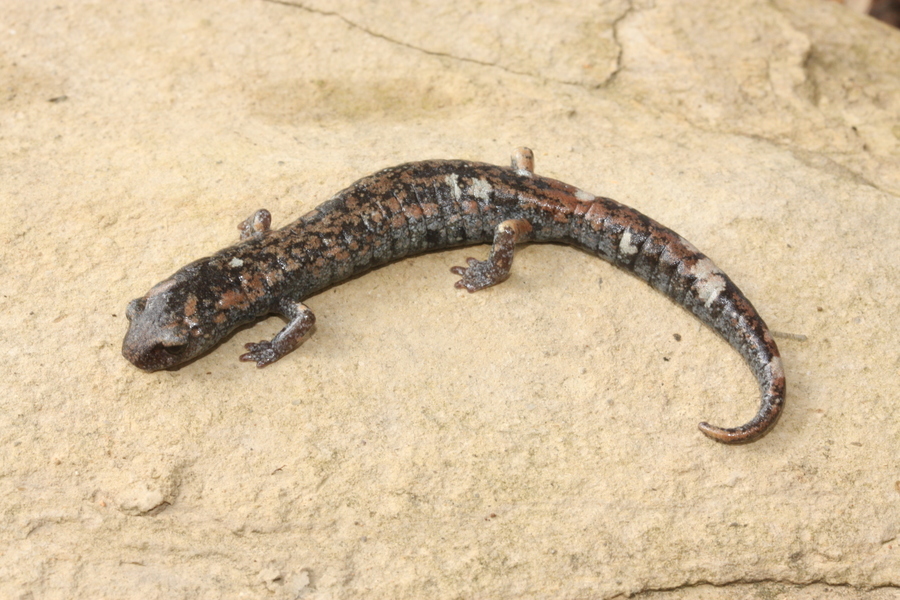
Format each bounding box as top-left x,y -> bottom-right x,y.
239,299 -> 316,367
451,219 -> 533,292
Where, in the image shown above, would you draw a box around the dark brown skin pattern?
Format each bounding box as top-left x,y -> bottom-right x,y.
123,148 -> 785,444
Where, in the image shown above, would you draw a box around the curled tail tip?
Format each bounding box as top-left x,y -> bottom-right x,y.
698,422 -> 761,444
698,391 -> 784,444
698,415 -> 780,444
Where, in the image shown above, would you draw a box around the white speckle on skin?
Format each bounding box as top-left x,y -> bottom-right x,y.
619,229 -> 639,256
768,356 -> 784,377
689,257 -> 726,307
469,178 -> 493,201
445,174 -> 462,202
229,257 -> 244,268
575,189 -> 595,202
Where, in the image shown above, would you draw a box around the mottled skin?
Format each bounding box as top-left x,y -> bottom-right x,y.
123,148 -> 785,444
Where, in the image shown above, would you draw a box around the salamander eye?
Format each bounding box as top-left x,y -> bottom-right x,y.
160,343 -> 188,357
126,298 -> 146,321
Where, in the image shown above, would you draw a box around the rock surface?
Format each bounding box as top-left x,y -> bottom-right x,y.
1,0 -> 898,598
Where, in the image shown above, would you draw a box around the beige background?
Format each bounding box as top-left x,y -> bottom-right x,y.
2,0 -> 899,598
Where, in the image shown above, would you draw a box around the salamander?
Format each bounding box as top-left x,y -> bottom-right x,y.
123,148 -> 785,444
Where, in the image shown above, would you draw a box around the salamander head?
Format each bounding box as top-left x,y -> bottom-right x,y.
122,256 -> 256,371
122,274 -> 212,370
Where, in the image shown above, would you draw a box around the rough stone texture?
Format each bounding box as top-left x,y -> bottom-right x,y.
1,0 -> 898,598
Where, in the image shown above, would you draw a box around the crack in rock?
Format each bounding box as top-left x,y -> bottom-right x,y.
262,0 -> 525,74
262,0 -> 626,88
618,579 -> 900,599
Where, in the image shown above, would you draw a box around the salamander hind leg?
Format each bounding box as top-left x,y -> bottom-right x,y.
511,147 -> 535,174
239,300 -> 316,367
451,219 -> 533,292
238,209 -> 273,240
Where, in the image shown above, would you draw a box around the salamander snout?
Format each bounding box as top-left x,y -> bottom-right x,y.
122,334 -> 192,371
